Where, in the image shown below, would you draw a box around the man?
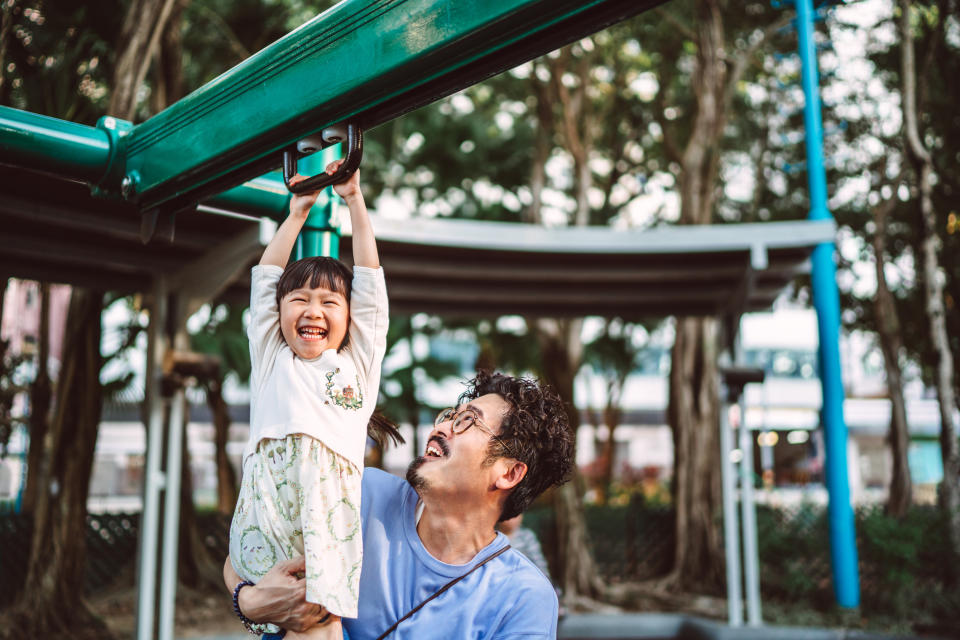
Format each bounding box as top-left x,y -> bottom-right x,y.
225,370 -> 576,639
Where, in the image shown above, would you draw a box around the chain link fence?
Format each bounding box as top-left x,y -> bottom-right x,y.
524,499 -> 955,619
0,510 -> 231,609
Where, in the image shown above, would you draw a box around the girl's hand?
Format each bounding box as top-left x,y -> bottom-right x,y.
325,158 -> 361,200
288,174 -> 322,219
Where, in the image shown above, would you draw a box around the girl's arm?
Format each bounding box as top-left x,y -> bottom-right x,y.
327,159 -> 379,269
259,177 -> 322,268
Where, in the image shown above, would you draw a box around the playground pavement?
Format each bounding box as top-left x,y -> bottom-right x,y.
180,613 -> 941,640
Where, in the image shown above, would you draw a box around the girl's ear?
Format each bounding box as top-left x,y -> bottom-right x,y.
495,460 -> 528,491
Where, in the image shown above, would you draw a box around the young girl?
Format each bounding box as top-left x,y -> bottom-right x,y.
229,159 -> 387,639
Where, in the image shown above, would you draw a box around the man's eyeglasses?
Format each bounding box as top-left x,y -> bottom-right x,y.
434,407 -> 517,459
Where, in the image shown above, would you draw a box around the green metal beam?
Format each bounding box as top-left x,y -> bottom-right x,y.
122,0 -> 663,214
0,106 -> 129,188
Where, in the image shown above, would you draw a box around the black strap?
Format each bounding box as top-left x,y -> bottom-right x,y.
375,544 -> 511,640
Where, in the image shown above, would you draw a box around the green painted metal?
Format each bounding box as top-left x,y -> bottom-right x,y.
0,106 -> 111,184
122,0 -> 662,213
0,106 -> 134,196
206,174 -> 292,221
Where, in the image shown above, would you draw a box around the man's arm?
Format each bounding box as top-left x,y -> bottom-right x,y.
223,555 -> 326,633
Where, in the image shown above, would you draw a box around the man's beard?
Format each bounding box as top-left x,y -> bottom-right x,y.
405,456 -> 428,493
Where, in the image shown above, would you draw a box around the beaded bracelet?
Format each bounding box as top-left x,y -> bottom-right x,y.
232,580 -> 270,635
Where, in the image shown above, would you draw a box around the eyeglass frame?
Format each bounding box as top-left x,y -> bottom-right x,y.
434,406 -> 518,459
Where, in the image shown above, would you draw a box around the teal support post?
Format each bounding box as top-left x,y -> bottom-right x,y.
293,145 -> 341,260
795,0 -> 860,608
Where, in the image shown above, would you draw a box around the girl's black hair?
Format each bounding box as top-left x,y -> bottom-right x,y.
367,411 -> 405,450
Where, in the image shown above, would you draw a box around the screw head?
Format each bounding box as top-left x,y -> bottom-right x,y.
121,175 -> 134,198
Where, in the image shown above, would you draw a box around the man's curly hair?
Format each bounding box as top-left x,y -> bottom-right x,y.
459,370 -> 575,521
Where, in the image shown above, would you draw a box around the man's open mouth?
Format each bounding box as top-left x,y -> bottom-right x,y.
424,437 -> 448,458
298,326 -> 327,341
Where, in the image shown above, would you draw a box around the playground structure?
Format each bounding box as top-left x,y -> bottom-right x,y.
0,0 -> 860,637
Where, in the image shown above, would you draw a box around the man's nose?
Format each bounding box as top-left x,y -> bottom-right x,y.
431,420 -> 453,440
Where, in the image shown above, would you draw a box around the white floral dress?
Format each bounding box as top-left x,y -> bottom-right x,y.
229,264 -> 388,620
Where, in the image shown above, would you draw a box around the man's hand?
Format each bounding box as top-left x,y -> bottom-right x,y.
224,555 -> 327,632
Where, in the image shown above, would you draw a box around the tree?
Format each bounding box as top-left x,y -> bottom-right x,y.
378,314 -> 459,462
0,4 -> 124,635
641,0 -> 791,592
898,0 -> 960,569
190,302 -> 251,513
3,290 -> 108,639
21,283 -> 51,514
583,319 -> 647,505
108,0 -> 182,120
871,191 -> 913,516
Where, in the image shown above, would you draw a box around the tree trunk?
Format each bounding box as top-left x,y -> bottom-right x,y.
899,0 -> 960,570
3,289 -> 110,640
207,377 -> 238,515
150,0 -> 188,114
177,395 -> 226,593
666,316 -> 723,592
660,0 -> 726,592
109,0 -> 179,120
525,75 -> 552,225
536,318 -> 606,601
599,379 -> 624,506
871,197 -> 912,516
22,283 -> 52,515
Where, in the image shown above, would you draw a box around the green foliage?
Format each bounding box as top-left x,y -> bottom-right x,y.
1,0 -> 122,119
857,505 -> 955,619
755,501 -> 959,627
99,295 -> 149,403
583,319 -> 652,381
377,314 -> 459,431
756,503 -> 833,606
180,0 -> 339,92
189,303 -> 251,383
527,499 -> 958,633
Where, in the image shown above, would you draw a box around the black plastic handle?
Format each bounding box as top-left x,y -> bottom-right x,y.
283,122 -> 363,194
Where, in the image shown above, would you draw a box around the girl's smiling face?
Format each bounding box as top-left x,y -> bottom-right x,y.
279,284 -> 349,359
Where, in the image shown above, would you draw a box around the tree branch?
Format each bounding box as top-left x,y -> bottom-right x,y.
723,12 -> 793,113
899,0 -> 931,164
655,6 -> 696,40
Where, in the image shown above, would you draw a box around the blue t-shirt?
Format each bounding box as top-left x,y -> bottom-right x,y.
343,468 -> 558,640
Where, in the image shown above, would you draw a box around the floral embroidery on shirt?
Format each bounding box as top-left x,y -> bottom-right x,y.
324,368 -> 364,410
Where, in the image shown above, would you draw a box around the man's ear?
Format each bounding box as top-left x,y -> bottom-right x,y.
495,460 -> 528,491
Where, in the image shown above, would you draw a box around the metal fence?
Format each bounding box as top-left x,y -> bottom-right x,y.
0,501 -> 954,619
524,499 -> 954,618
0,510 -> 231,608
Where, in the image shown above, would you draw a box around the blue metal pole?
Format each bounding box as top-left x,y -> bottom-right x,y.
795,0 -> 860,608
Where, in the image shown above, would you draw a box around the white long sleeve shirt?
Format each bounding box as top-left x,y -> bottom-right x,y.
243,264 -> 388,470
